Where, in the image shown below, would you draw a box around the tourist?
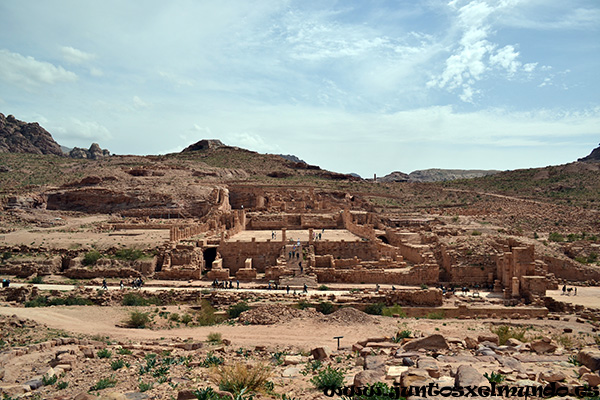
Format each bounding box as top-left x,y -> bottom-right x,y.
236,280 -> 240,289
119,280 -> 124,290
303,283 -> 308,293
562,284 -> 566,295
574,287 -> 578,295
286,285 -> 290,294
268,282 -> 271,290
102,279 -> 108,290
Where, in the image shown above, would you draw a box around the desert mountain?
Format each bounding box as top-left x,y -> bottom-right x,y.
0,113 -> 63,156
578,144 -> 600,162
378,171 -> 410,182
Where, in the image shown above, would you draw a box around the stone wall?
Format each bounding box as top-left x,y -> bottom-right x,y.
217,240 -> 283,274
542,255 -> 600,283
312,264 -> 439,285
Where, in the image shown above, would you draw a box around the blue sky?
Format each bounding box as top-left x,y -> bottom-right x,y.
0,0 -> 598,177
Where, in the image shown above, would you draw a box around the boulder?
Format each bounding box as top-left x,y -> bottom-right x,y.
539,370 -> 567,383
582,373 -> 600,387
454,365 -> 487,387
477,333 -> 499,345
579,348 -> 600,371
354,370 -> 385,387
400,369 -> 433,387
283,355 -> 302,365
403,334 -> 448,351
311,346 -> 332,361
530,338 -> 557,354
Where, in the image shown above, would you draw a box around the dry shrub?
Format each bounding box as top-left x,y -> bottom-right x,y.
211,362 -> 272,396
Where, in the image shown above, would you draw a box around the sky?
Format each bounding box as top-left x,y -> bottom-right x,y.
0,0 -> 599,178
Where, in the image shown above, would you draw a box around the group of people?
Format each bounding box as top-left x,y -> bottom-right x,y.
212,279 -> 239,289
562,285 -> 578,296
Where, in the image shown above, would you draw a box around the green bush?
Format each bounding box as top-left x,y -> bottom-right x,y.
83,250 -> 102,266
296,299 -> 311,310
193,387 -> 230,400
382,305 -> 407,318
317,301 -> 334,315
484,372 -> 505,384
115,248 -> 145,261
29,276 -> 44,284
549,232 -> 564,242
197,300 -> 219,326
364,303 -> 384,315
181,314 -> 193,325
227,302 -> 250,319
122,293 -> 160,306
214,362 -> 272,397
207,332 -> 222,344
139,381 -> 154,392
318,285 -> 329,291
111,359 -> 126,370
42,374 -> 58,386
128,311 -> 150,328
491,325 -> 527,345
343,382 -> 399,400
310,365 -> 345,390
201,352 -> 224,367
97,348 -> 112,359
117,347 -> 132,355
90,375 -> 117,391
392,330 -> 412,343
57,381 -> 68,390
169,313 -> 180,322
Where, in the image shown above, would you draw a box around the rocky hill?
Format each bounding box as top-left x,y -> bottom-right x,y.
579,144 -> 600,162
378,171 -> 410,182
69,143 -> 110,159
408,168 -> 500,182
0,113 -> 63,156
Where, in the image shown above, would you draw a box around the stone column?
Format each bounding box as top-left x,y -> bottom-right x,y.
281,228 -> 286,243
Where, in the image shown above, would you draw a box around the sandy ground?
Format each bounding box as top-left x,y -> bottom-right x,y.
0,214 -> 169,249
0,305 -> 398,351
228,229 -> 360,242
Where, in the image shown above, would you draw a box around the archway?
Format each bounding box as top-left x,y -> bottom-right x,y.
203,247 -> 217,273
377,235 -> 389,244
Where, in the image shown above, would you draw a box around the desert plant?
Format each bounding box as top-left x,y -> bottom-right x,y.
296,299 -> 312,310
97,348 -> 112,359
197,300 -> 220,326
83,250 -> 102,266
169,313 -> 180,322
117,347 -> 132,355
339,382 -> 399,400
318,285 -> 329,291
201,352 -> 224,367
491,325 -> 527,345
392,330 -> 412,343
111,359 -> 126,370
29,276 -> 44,284
207,332 -> 222,344
193,387 -> 230,400
228,302 -> 250,319
310,365 -> 345,391
181,313 -> 193,325
364,303 -> 384,315
317,301 -> 334,315
57,381 -> 68,390
127,311 -> 150,328
484,371 -> 505,384
42,374 -> 58,386
301,359 -> 323,376
212,362 -> 272,397
90,375 -> 117,391
139,381 -> 154,392
549,232 -> 564,242
382,305 -> 407,318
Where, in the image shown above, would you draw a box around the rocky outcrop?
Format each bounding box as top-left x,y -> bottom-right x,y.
378,171 -> 410,182
0,113 -> 63,156
182,139 -> 224,152
578,144 -> 600,162
69,143 -> 110,159
408,168 -> 500,182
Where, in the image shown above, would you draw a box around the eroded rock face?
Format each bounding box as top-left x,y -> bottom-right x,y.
0,113 -> 63,155
403,334 -> 449,351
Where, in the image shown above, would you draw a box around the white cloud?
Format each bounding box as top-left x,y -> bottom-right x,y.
61,46 -> 95,64
428,0 -> 543,102
0,49 -> 77,88
132,96 -> 150,109
90,67 -> 103,77
49,118 -> 112,143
